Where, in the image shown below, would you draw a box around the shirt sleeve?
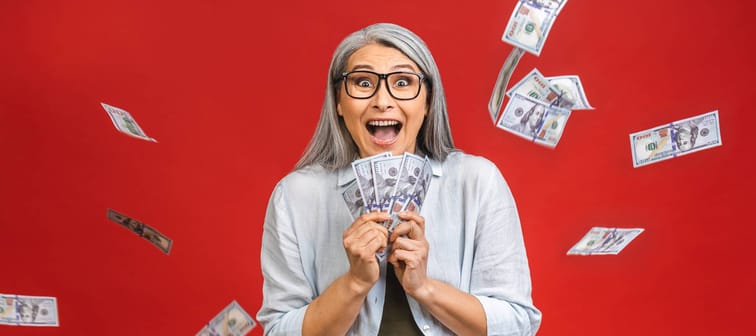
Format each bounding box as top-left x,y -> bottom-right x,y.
470,161 -> 542,336
256,181 -> 313,335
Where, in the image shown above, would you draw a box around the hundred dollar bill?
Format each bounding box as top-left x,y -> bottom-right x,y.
0,293 -> 59,327
630,110 -> 722,168
196,300 -> 256,336
502,0 -> 567,56
101,102 -> 157,142
488,48 -> 525,123
567,227 -> 644,255
342,180 -> 364,220
546,75 -> 594,110
107,208 -> 174,255
496,93 -> 572,147
388,156 -> 433,232
388,153 -> 425,216
351,152 -> 391,213
506,68 -> 561,103
372,155 -> 404,213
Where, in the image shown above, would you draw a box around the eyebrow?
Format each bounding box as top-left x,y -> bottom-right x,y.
350,63 -> 419,72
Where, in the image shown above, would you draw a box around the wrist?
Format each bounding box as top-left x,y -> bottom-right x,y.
407,279 -> 437,305
344,273 -> 375,297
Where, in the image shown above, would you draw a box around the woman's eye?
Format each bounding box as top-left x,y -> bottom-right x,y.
395,79 -> 410,87
355,79 -> 373,87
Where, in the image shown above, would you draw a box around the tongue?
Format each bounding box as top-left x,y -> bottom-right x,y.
373,126 -> 397,141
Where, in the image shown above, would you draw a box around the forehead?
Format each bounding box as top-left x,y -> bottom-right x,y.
346,43 -> 420,72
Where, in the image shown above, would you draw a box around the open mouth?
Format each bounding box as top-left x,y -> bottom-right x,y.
366,120 -> 402,145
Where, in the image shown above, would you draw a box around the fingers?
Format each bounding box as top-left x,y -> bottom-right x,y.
391,211 -> 425,241
343,212 -> 390,256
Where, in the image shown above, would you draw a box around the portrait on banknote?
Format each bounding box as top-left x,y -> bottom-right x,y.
673,122 -> 699,151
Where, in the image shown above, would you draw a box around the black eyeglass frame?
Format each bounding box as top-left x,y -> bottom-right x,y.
340,70 -> 426,101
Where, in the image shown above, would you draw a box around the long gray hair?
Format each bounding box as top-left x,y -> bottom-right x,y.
294,23 -> 456,170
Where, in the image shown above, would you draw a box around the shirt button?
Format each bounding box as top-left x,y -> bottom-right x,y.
423,324 -> 430,331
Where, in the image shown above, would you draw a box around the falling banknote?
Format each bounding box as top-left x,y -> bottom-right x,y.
496,93 -> 571,147
502,0 -> 568,56
101,102 -> 157,142
107,208 -> 173,254
630,110 -> 722,168
196,300 -> 256,336
488,48 -> 526,123
545,75 -> 594,110
567,227 -> 644,255
0,293 -> 59,327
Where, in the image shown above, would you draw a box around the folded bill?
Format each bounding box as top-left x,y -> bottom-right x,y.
101,102 -> 157,142
567,227 -> 644,255
107,208 -> 173,255
196,300 -> 256,336
545,75 -> 594,110
496,93 -> 571,147
488,48 -> 526,123
0,293 -> 59,327
630,110 -> 722,168
502,0 -> 568,56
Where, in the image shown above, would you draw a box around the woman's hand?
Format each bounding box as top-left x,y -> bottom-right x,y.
387,211 -> 430,298
342,212 -> 390,294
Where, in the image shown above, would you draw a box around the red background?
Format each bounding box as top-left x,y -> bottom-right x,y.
2,0 -> 755,335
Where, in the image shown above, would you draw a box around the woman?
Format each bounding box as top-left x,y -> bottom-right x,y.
257,23 -> 541,335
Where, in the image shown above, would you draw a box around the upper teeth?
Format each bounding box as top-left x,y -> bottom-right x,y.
368,120 -> 399,127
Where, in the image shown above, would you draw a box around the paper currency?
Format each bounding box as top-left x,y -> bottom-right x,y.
351,153 -> 391,213
502,0 -> 568,56
107,208 -> 173,254
372,155 -> 404,212
630,110 -> 722,168
0,293 -> 59,327
496,93 -> 572,147
506,68 -> 561,103
196,300 -> 256,336
101,102 -> 157,142
567,227 -> 644,255
546,75 -> 594,110
342,180 -> 364,220
387,153 -> 425,216
488,48 -> 526,123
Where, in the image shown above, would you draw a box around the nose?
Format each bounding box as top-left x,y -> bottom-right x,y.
372,77 -> 394,111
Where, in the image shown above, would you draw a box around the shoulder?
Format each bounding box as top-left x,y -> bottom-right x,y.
275,164 -> 336,195
441,151 -> 501,176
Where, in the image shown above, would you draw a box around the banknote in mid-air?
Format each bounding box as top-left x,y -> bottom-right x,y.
496,93 -> 572,147
101,102 -> 157,142
196,300 -> 256,336
545,75 -> 594,110
488,48 -> 525,123
506,68 -> 561,103
567,227 -> 644,255
502,0 -> 568,56
630,110 -> 722,168
107,208 -> 173,254
0,293 -> 59,327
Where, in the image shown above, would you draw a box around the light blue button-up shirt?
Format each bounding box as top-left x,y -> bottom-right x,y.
257,152 -> 541,335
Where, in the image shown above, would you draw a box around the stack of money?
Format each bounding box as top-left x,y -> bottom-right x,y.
630,110 -> 722,167
108,209 -> 173,255
101,102 -> 158,142
502,0 -> 569,56
196,300 -> 256,336
567,227 -> 644,255
0,293 -> 59,327
346,152 -> 433,231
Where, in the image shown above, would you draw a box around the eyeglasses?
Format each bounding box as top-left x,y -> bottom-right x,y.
341,70 -> 425,100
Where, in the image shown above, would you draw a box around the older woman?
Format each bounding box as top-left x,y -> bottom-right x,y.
257,23 -> 541,335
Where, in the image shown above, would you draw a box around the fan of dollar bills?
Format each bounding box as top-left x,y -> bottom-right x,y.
344,152 -> 433,232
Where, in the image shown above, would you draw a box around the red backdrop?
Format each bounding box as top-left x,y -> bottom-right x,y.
2,0 -> 755,335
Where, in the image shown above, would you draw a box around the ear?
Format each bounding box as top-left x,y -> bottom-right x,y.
337,103 -> 343,116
